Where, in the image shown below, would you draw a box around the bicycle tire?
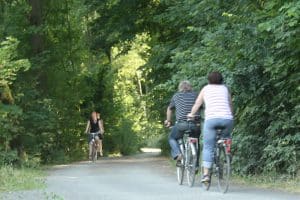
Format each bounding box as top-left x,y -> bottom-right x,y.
187,143 -> 197,187
217,146 -> 230,193
92,144 -> 97,162
177,143 -> 185,185
177,164 -> 184,185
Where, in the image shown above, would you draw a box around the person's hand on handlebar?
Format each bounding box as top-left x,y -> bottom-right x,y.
187,113 -> 195,118
164,120 -> 172,128
187,113 -> 201,121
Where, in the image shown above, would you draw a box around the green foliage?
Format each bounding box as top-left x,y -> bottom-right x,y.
0,37 -> 30,86
141,0 -> 300,175
0,36 -> 29,165
0,0 -> 92,165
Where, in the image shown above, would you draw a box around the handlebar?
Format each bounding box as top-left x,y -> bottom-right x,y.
88,131 -> 100,135
187,114 -> 201,121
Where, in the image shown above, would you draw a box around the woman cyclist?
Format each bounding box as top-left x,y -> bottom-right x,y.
85,111 -> 105,159
188,72 -> 234,183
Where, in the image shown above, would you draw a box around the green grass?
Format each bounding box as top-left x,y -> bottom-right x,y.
0,166 -> 45,192
231,174 -> 300,194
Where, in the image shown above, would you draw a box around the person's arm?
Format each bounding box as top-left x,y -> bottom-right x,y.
188,89 -> 204,117
165,96 -> 175,127
85,121 -> 90,134
164,106 -> 173,127
228,92 -> 234,116
99,120 -> 104,134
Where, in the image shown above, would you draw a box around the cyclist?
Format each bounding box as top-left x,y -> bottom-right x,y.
188,71 -> 234,183
165,81 -> 200,167
85,111 -> 105,159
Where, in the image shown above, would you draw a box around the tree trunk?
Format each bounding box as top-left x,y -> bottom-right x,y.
28,0 -> 43,54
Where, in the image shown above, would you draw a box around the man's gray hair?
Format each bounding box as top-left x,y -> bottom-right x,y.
178,80 -> 192,92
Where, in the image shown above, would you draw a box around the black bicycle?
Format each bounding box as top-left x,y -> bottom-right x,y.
202,127 -> 232,193
176,119 -> 200,187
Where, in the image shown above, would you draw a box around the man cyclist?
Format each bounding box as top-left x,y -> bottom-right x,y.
85,111 -> 104,159
165,81 -> 201,167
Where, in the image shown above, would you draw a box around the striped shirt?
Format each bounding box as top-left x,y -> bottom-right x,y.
203,84 -> 233,120
169,92 -> 198,121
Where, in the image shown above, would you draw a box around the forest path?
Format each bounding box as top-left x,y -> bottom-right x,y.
2,151 -> 299,200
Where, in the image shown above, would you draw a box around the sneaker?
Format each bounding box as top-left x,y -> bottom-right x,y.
100,152 -> 103,157
201,175 -> 210,183
176,154 -> 183,167
176,154 -> 183,161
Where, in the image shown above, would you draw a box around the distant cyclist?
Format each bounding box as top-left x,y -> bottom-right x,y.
165,81 -> 200,167
85,111 -> 105,159
188,72 -> 234,183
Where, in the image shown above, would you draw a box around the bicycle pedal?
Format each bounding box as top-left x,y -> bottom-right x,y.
176,163 -> 183,167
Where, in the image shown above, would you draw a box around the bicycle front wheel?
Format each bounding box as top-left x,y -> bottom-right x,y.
217,146 -> 231,193
186,143 -> 197,187
92,145 -> 97,162
177,161 -> 184,185
177,143 -> 185,185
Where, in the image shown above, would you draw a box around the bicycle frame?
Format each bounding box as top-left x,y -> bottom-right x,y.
216,130 -> 232,155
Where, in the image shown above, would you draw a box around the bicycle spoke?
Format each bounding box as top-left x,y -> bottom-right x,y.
217,146 -> 230,193
177,159 -> 184,185
186,143 -> 197,187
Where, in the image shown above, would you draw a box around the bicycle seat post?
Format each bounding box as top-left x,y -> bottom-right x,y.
216,129 -> 223,140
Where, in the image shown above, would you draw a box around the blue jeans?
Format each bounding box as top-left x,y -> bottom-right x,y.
202,118 -> 234,168
168,126 -> 180,159
168,121 -> 200,164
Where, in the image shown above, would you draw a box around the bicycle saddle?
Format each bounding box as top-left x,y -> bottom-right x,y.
215,126 -> 226,132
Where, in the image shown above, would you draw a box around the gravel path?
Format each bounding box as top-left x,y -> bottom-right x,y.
1,152 -> 299,200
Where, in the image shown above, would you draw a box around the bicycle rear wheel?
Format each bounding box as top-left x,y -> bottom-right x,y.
217,146 -> 230,193
186,143 -> 197,187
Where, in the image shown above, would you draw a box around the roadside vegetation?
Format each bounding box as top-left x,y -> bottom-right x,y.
232,174 -> 300,194
0,166 -> 45,192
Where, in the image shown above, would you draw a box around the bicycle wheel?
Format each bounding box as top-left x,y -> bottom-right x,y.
186,143 -> 197,187
176,162 -> 184,185
217,146 -> 230,193
177,144 -> 185,185
92,144 -> 97,162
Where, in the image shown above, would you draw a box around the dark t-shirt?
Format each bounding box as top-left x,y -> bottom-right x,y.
169,91 -> 198,121
89,119 -> 100,133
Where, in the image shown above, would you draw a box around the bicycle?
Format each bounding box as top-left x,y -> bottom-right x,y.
202,127 -> 232,193
89,132 -> 100,162
176,118 -> 200,187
